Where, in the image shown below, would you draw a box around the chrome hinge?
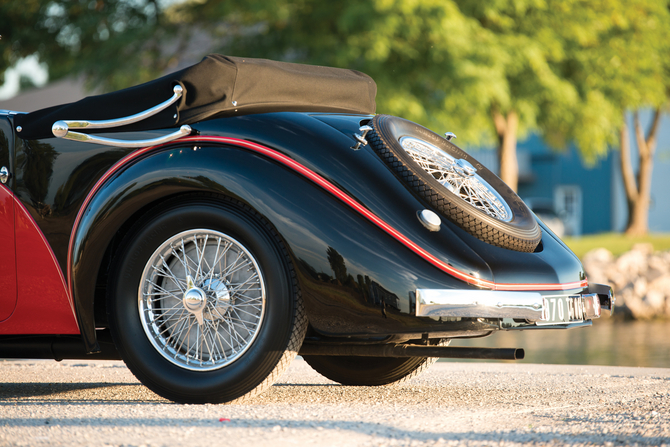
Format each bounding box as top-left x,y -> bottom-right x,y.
444,132 -> 457,141
351,125 -> 373,150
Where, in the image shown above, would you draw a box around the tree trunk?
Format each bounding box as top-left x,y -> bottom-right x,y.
493,110 -> 519,192
621,109 -> 661,237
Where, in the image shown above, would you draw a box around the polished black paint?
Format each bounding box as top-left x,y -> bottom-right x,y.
1,117 -> 13,180
11,129 -> 173,275
7,112 -> 586,353
71,142 -> 498,351
194,113 -> 585,285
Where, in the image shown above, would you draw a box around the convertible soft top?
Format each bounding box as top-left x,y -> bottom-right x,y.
14,54 -> 377,140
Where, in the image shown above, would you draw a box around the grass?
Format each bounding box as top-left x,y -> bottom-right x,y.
561,232 -> 670,259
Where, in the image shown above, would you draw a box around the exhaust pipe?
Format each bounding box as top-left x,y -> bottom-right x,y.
299,342 -> 524,360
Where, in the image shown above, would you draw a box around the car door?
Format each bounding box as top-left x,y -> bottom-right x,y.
0,115 -> 17,321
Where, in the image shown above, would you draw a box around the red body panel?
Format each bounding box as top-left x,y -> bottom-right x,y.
0,185 -> 17,322
0,196 -> 79,334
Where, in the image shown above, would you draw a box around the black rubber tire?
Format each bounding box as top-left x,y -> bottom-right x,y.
303,355 -> 438,386
107,195 -> 307,404
368,115 -> 541,252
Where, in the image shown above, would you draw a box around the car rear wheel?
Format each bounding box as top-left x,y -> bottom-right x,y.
302,340 -> 447,386
367,115 -> 541,252
302,355 -> 438,386
107,196 -> 306,404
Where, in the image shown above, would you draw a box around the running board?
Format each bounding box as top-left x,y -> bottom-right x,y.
0,331 -> 121,361
299,342 -> 524,360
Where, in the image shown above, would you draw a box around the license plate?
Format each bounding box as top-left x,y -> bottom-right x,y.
538,296 -> 586,324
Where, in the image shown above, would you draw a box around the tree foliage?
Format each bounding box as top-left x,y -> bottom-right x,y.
541,0 -> 670,235
2,0 -> 669,231
1,0 -> 188,91
534,0 -> 670,162
4,1 -> 666,150
171,0 -> 670,186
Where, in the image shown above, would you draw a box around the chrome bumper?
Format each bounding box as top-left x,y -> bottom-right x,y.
416,289 -> 544,319
416,284 -> 613,323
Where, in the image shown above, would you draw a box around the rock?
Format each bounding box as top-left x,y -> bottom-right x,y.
647,255 -> 668,282
632,242 -> 654,255
582,246 -> 670,319
582,248 -> 614,285
633,277 -> 648,297
644,290 -> 665,311
615,250 -> 648,279
583,248 -> 614,264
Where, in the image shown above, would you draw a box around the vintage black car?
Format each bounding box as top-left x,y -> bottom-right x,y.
0,55 -> 613,404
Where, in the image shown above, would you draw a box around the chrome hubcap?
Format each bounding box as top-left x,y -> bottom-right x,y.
400,136 -> 513,222
202,277 -> 232,319
139,229 -> 265,371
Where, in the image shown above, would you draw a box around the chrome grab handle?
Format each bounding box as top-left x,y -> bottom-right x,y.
54,85 -> 183,132
57,125 -> 192,148
51,84 -> 190,148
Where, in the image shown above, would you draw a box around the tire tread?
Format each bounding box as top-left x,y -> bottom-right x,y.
368,116 -> 540,252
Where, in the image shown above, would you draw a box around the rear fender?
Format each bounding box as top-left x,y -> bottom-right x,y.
72,140 -> 479,353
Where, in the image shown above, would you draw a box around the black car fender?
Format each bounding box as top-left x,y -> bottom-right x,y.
71,136 -> 489,353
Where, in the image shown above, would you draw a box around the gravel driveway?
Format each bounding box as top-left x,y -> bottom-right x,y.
0,358 -> 668,446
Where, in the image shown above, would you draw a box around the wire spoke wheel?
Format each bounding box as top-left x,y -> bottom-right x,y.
400,136 -> 512,222
109,198 -> 306,404
368,115 -> 541,252
139,229 -> 265,371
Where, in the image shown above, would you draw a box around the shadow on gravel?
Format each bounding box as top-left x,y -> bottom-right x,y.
0,382 -> 158,402
272,383 -> 339,387
0,416 -> 665,446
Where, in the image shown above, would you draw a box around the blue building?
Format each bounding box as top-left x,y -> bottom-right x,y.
468,110 -> 670,236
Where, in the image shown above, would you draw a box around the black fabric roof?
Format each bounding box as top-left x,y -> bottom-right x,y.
15,54 -> 377,140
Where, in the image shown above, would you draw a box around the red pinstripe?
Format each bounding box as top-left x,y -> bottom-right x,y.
67,135 -> 588,299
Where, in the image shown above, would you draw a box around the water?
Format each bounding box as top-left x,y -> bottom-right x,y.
447,320 -> 670,368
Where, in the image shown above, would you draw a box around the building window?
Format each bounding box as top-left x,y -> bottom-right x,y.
554,185 -> 582,236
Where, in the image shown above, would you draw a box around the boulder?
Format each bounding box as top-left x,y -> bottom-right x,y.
582,245 -> 670,319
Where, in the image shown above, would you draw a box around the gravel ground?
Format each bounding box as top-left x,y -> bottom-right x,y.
0,358 -> 668,446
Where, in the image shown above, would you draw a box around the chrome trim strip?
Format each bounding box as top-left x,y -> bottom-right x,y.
589,283 -> 615,312
416,289 -> 544,319
505,321 -> 593,331
53,84 -> 183,133
54,125 -> 192,148
0,110 -> 24,116
581,293 -> 601,319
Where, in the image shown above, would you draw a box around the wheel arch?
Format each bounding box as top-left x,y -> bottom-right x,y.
70,144 -> 309,354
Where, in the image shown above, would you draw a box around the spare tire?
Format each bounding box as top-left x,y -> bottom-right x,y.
368,115 -> 541,252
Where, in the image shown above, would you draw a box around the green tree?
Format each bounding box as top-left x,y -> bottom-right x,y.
539,0 -> 670,236
1,0 -> 187,91
183,0 -> 670,232
3,0 -> 668,236
620,109 -> 665,236
177,0 -> 669,194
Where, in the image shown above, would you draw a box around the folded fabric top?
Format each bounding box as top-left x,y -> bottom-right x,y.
15,54 -> 377,140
